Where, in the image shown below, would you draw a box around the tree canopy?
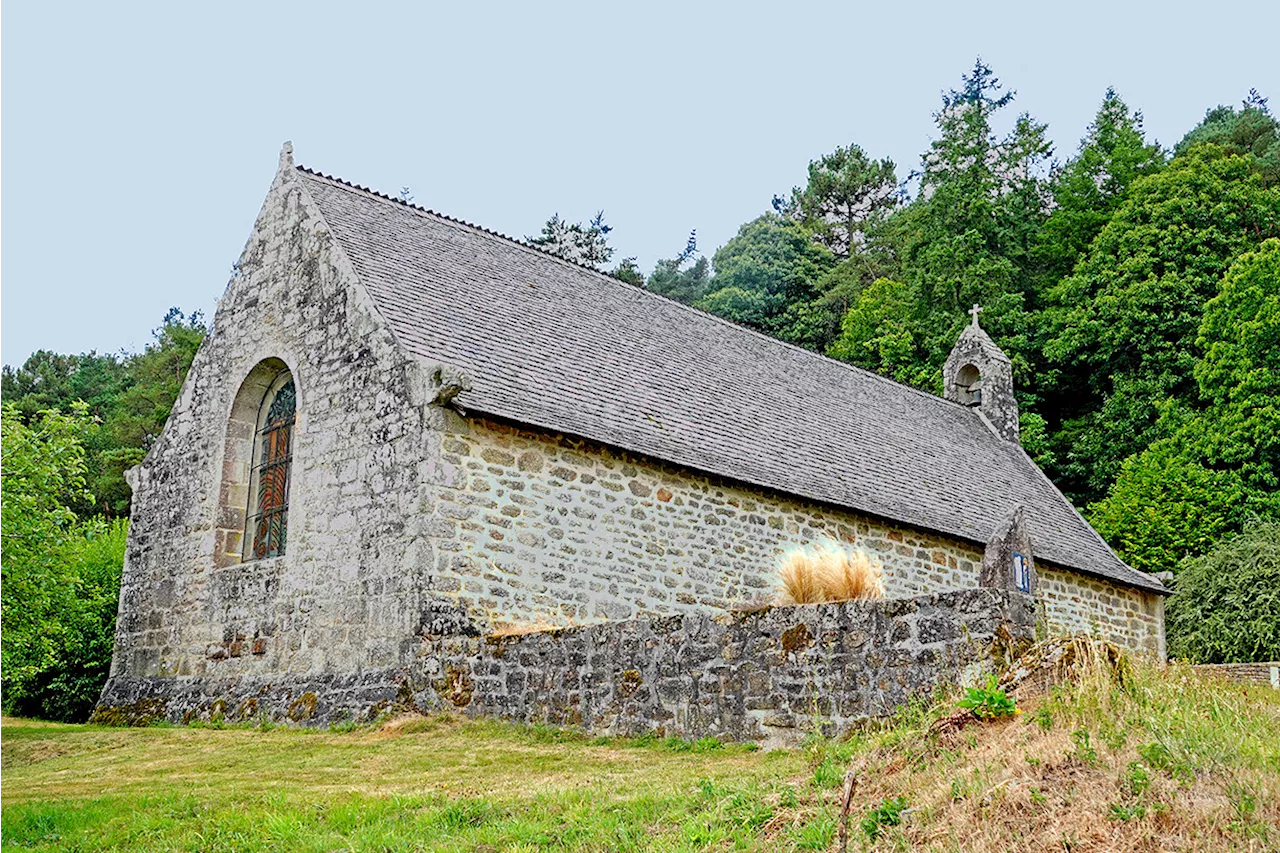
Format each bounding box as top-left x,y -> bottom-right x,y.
2,308 -> 207,517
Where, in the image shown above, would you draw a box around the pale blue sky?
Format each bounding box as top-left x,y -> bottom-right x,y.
3,1 -> 1277,366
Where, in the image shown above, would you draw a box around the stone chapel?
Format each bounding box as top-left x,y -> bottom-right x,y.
97,144 -> 1167,724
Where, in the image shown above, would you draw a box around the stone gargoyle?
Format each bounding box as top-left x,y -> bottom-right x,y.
425,362 -> 474,415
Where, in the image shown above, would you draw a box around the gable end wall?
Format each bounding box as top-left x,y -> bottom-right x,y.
103,165 -> 455,696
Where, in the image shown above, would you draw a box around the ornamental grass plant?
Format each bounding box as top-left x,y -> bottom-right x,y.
776,540 -> 885,605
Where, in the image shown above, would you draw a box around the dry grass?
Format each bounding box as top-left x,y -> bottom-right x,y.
816,637 -> 1280,852
776,540 -> 885,605
488,621 -> 568,637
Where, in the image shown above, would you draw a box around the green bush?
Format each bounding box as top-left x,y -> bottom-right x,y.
861,796 -> 909,840
1166,519 -> 1280,663
7,521 -> 127,721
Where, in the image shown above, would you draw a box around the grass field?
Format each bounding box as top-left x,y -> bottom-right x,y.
3,654 -> 1279,852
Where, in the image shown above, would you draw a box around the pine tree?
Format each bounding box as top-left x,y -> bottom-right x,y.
526,211 -> 616,268
773,144 -> 900,258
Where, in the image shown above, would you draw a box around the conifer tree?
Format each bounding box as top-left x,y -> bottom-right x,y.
1033,88 -> 1166,288
526,211 -> 616,268
1176,89 -> 1280,184
773,144 -> 900,258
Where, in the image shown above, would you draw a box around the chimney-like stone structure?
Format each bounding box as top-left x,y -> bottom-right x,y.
944,305 -> 1019,442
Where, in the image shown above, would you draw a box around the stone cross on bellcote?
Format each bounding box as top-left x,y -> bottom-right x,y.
968,304 -> 983,327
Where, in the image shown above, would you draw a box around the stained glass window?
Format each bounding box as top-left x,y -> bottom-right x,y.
247,378 -> 295,559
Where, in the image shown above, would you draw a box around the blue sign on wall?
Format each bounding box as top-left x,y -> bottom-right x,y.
1012,552 -> 1031,593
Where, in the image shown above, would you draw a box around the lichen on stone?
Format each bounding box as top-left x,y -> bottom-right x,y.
434,667 -> 474,707
780,623 -> 814,654
88,697 -> 169,727
618,669 -> 644,698
287,691 -> 318,722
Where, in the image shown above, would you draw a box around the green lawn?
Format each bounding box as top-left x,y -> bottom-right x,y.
1,715 -> 833,852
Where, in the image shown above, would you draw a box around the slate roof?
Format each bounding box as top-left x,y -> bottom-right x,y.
295,166 -> 1166,595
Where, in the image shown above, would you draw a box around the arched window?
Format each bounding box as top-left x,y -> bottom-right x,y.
955,363 -> 982,406
245,372 -> 296,560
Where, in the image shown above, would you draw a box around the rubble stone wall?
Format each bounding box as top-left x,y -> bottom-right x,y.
413,588 -> 1035,746
1037,567 -> 1165,658
1192,662 -> 1280,688
98,588 -> 1035,745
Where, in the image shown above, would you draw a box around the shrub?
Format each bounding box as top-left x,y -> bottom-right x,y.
776,540 -> 885,605
1165,519 -> 1280,663
5,521 -> 128,721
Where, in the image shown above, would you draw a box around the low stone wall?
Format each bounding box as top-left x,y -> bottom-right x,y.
1192,662 -> 1280,689
413,589 -> 1033,746
95,588 -> 1033,743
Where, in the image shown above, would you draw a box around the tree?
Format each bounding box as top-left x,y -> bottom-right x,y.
93,309 -> 206,516
646,230 -> 711,305
1088,240 -> 1280,574
1176,89 -> 1280,185
526,211 -> 615,268
696,286 -> 767,327
827,278 -> 935,390
905,59 -> 1053,319
6,520 -> 127,721
609,257 -> 646,287
1165,519 -> 1280,664
1043,146 -> 1280,502
854,60 -> 1052,404
1,309 -> 208,518
774,144 -> 900,258
1089,438 -> 1245,575
1,402 -> 125,720
1033,88 -> 1166,288
1192,238 -> 1280,506
1,350 -> 129,424
696,215 -> 835,343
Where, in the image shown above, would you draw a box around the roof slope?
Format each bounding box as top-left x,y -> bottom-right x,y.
296,167 -> 1164,594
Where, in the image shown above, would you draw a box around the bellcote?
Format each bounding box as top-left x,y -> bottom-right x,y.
944,305 -> 1019,443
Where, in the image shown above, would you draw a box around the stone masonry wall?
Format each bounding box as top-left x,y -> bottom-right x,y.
421,417 -> 1165,656
95,589 -> 1034,744
101,152 -> 448,706
1037,567 -> 1165,658
1192,662 -> 1280,689
425,418 -> 984,622
414,589 -> 1034,747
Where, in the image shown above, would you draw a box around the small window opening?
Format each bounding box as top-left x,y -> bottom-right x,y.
956,363 -> 982,406
245,373 -> 295,560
